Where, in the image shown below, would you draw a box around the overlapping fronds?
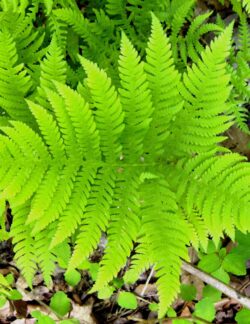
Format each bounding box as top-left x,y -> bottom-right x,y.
167,23 -> 234,156
0,8 -> 250,319
229,13 -> 250,133
168,153 -> 250,245
0,30 -> 33,123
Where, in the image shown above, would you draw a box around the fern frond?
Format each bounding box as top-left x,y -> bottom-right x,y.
124,238 -> 153,284
167,24 -> 234,156
40,38 -> 67,89
139,178 -> 191,318
80,56 -> 124,161
168,153 -> 250,244
50,168 -> 96,249
92,170 -> 141,291
36,37 -> 67,108
185,12 -> 222,62
0,10 -> 249,319
47,13 -> 68,50
68,167 -> 115,269
34,223 -> 57,286
106,0 -> 126,16
242,0 -> 250,14
170,0 -> 195,62
54,8 -> 91,40
0,30 -> 33,122
144,14 -> 182,157
118,32 -> 153,159
11,204 -> 36,286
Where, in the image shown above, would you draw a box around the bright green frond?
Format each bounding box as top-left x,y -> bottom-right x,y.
168,153 -> 250,244
140,178 -> 191,318
118,32 -> 153,159
37,37 -> 67,108
0,30 -> 33,122
68,167 -> 116,270
167,24 -> 234,156
27,100 -> 65,160
144,13 -> 182,157
54,82 -> 101,160
80,56 -> 124,161
92,170 -> 141,291
11,204 -> 37,286
54,8 -> 90,39
51,167 -> 97,249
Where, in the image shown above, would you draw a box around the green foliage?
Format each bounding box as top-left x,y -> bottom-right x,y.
193,298 -> 216,323
31,309 -> 80,324
198,232 -> 250,283
0,273 -> 22,308
31,310 -> 56,324
223,231 -> 250,275
64,269 -> 81,286
50,291 -> 71,316
117,291 -> 138,310
149,302 -> 158,312
228,13 -> 250,133
235,309 -> 250,324
202,285 -> 221,302
180,284 -> 196,301
0,0 -> 249,320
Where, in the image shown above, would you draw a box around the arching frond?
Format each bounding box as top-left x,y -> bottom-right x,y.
167,24 -> 234,156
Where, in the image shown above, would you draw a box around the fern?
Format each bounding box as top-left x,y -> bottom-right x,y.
0,2 -> 250,319
228,13 -> 250,133
0,29 -> 33,123
166,23 -> 234,156
242,0 -> 250,13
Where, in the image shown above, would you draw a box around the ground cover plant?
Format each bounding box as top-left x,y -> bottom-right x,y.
0,0 -> 249,323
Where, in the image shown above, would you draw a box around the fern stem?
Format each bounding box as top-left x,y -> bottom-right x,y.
182,261 -> 250,309
140,266 -> 155,297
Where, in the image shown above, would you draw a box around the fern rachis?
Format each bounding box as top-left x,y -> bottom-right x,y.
0,11 -> 250,319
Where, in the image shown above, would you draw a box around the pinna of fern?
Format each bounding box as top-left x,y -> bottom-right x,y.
0,14 -> 250,319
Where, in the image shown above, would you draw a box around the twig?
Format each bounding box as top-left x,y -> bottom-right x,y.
182,260 -> 250,309
141,267 -> 154,297
127,315 -> 212,324
163,316 -> 212,324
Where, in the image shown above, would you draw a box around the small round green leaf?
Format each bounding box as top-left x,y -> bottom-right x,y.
50,291 -> 71,316
117,291 -> 137,310
223,253 -> 247,276
65,269 -> 81,286
235,309 -> 250,324
198,254 -> 221,273
211,267 -> 230,284
180,284 -> 196,301
202,285 -> 221,302
193,298 -> 215,321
